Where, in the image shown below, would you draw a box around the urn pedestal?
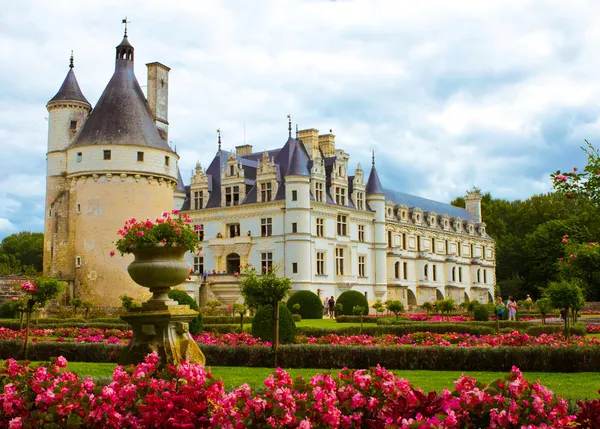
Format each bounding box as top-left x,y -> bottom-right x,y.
120,246 -> 206,366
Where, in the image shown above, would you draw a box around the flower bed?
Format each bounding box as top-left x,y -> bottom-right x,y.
587,324 -> 600,334
2,354 -> 598,428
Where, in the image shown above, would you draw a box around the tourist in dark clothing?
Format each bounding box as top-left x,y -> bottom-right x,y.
328,296 -> 335,318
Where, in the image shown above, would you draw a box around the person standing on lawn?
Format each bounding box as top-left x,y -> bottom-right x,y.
495,297 -> 506,319
328,296 -> 336,318
507,296 -> 517,321
323,297 -> 328,316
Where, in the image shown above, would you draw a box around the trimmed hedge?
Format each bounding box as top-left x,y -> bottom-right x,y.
286,290 -> 324,319
336,291 -> 369,316
1,341 -> 598,371
0,302 -> 19,319
168,290 -> 203,334
252,304 -> 297,344
0,320 -> 129,330
526,323 -> 587,337
296,324 -> 496,337
473,306 -> 489,321
203,316 -> 254,325
202,324 -> 247,334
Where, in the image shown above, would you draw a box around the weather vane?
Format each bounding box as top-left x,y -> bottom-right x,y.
217,129 -> 222,151
122,17 -> 130,36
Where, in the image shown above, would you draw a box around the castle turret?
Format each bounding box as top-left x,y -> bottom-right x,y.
283,134 -> 311,289
57,30 -> 178,305
44,53 -> 92,280
365,153 -> 387,300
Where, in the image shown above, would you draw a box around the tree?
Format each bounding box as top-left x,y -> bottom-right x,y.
545,280 -> 585,337
232,303 -> 248,331
239,263 -> 292,366
0,232 -> 44,274
385,300 -> 404,320
535,297 -> 554,325
71,298 -> 82,317
552,140 -> 600,208
19,277 -> 62,359
81,300 -> 94,320
120,295 -> 141,311
372,301 -> 385,316
352,305 -> 367,333
558,241 -> 600,301
421,301 -> 433,316
436,298 -> 456,321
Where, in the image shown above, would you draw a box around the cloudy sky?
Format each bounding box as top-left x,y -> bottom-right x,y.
0,0 -> 598,239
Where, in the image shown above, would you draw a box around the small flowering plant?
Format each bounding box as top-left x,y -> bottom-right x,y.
113,210 -> 201,256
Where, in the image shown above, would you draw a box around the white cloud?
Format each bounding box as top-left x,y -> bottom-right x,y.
0,218 -> 16,233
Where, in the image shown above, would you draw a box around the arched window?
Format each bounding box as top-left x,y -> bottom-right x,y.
424,264 -> 428,279
394,261 -> 400,279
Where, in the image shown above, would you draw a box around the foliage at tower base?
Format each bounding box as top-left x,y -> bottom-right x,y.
0,232 -> 43,275
239,263 -> 292,366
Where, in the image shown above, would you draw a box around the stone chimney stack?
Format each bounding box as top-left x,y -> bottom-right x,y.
464,190 -> 482,223
146,62 -> 170,137
318,132 -> 335,157
235,144 -> 253,156
298,128 -> 319,159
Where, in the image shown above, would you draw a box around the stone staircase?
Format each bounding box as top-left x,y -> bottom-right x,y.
204,275 -> 241,305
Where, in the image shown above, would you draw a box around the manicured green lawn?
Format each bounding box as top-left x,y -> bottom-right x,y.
58,362 -> 600,400
243,317 -> 366,330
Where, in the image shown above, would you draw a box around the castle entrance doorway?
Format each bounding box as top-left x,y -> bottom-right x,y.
226,253 -> 240,274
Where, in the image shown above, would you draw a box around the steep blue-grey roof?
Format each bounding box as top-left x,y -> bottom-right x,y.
366,165 -> 385,195
384,188 -> 474,220
286,144 -> 309,176
175,168 -> 186,193
48,68 -> 91,107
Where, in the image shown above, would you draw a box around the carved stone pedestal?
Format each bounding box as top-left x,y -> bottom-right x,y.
121,300 -> 206,366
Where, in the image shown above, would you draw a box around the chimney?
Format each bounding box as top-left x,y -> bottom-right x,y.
146,62 -> 170,137
464,190 -> 482,223
318,132 -> 335,157
235,144 -> 253,156
298,128 -> 319,159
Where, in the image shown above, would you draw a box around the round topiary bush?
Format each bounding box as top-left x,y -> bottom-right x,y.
252,303 -> 296,344
286,290 -> 323,319
473,305 -> 489,321
0,301 -> 19,319
336,290 -> 369,316
167,290 -> 203,334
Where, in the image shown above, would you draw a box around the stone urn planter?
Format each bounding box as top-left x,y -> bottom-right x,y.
121,245 -> 206,366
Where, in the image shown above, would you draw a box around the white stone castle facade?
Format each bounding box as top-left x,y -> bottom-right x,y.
44,30 -> 495,307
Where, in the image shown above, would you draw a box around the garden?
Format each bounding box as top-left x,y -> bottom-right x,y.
1,206 -> 600,428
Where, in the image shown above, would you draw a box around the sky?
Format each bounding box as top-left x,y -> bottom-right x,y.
0,0 -> 598,239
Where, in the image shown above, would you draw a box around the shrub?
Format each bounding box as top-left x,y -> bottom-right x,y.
251,304 -> 296,344
286,290 -> 323,319
293,314 -> 302,322
473,305 -> 490,321
436,298 -> 457,319
525,323 -> 586,337
467,300 -> 480,312
203,315 -> 254,325
336,291 -> 368,316
297,323 -> 496,337
536,297 -> 554,324
0,301 -> 19,319
385,300 -> 404,319
167,290 -> 203,334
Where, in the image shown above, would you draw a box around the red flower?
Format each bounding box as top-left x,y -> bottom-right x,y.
109,250 -> 116,257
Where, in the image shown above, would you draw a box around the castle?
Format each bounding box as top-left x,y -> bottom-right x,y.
44,30 -> 495,307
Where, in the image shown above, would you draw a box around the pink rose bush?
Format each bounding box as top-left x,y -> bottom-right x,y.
587,324 -> 600,334
1,354 -> 596,428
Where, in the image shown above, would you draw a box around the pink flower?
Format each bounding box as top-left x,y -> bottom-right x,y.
555,174 -> 568,182
136,231 -> 144,237
55,356 -> 68,368
172,209 -> 180,215
8,417 -> 22,429
109,250 -> 116,257
11,297 -> 18,301
570,253 -> 577,259
162,211 -> 169,217
161,238 -> 167,244
195,225 -> 202,231
20,281 -> 37,294
573,167 -> 578,171
561,235 -> 569,243
234,272 -> 239,277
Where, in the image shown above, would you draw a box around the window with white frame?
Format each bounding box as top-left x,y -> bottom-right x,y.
433,265 -> 437,281
335,247 -> 344,275
358,224 -> 365,242
402,233 -> 407,249
315,182 -> 324,202
483,269 -> 487,283
358,255 -> 366,277
356,192 -> 364,210
458,267 -> 463,282
336,214 -> 348,236
228,223 -> 240,238
225,186 -> 240,206
316,218 -> 324,237
394,261 -> 400,279
431,237 -> 436,254
260,182 -> 272,202
335,187 -> 346,205
403,262 -> 408,280
193,191 -> 204,210
75,256 -> 82,267
193,256 -> 204,273
424,264 -> 428,279
316,252 -> 325,275
261,252 -> 273,273
261,218 -> 272,237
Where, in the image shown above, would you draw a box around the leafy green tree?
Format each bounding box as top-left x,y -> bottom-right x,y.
0,232 -> 44,274
71,298 -> 82,317
385,300 -> 404,320
552,140 -> 600,208
352,305 -> 367,333
232,303 -> 248,331
81,300 -> 94,320
558,241 -> 600,301
372,301 -> 385,316
240,263 -> 292,366
545,280 -> 585,337
466,299 -> 480,312
535,297 -> 553,325
436,298 -> 456,321
421,301 -> 433,316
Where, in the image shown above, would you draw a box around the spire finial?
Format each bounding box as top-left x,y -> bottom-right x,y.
287,114 -> 292,138
217,129 -> 222,152
372,150 -> 375,166
122,17 -> 130,37
69,50 -> 74,69
295,124 -> 299,139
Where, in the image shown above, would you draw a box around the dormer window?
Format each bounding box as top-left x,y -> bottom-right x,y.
335,187 -> 346,205
229,165 -> 234,176
261,182 -> 272,202
193,191 -> 204,210
469,225 -> 474,234
315,182 -> 325,202
225,186 -> 240,206
417,214 -> 421,222
444,220 -> 448,228
401,211 -> 406,220
430,216 -> 435,226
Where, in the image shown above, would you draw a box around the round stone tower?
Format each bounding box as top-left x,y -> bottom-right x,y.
62,32 -> 179,305
44,53 -> 92,282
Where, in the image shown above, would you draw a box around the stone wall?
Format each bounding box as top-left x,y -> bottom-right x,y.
0,276 -> 25,305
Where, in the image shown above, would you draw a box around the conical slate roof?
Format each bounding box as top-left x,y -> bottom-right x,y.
71,35 -> 172,152
48,68 -> 90,107
175,168 -> 186,193
366,164 -> 384,194
287,144 -> 309,176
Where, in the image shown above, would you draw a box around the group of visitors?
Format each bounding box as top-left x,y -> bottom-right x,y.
495,294 -> 533,320
324,296 -> 336,318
